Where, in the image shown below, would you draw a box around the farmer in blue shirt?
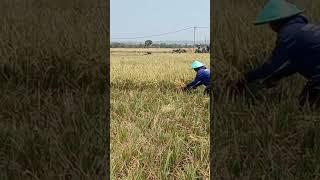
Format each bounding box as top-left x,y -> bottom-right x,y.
231,0 -> 320,108
183,60 -> 211,95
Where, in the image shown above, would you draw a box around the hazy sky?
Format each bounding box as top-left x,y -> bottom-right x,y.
110,0 -> 210,42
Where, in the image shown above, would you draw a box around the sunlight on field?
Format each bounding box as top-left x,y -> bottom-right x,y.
111,48 -> 210,179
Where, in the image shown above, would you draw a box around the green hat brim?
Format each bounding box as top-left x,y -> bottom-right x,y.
253,9 -> 305,25
190,65 -> 205,69
190,66 -> 204,69
191,60 -> 205,69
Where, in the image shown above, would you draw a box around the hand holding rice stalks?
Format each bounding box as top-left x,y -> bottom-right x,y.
174,80 -> 186,92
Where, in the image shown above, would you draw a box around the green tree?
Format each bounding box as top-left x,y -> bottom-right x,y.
144,40 -> 153,48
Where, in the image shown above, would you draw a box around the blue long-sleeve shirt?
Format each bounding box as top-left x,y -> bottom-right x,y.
245,15 -> 320,83
186,67 -> 210,89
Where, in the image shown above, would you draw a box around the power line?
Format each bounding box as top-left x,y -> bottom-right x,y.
112,27 -> 193,40
112,26 -> 209,40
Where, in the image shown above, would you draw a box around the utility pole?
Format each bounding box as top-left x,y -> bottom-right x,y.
193,26 -> 196,52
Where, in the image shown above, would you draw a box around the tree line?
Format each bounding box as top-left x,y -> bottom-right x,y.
110,42 -> 195,48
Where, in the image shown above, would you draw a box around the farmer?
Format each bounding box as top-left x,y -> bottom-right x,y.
182,60 -> 211,95
230,0 -> 320,108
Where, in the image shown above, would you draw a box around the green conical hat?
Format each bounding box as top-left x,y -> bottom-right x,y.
254,0 -> 304,25
191,60 -> 205,69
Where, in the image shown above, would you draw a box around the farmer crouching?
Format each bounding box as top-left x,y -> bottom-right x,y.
183,60 -> 211,95
230,0 -> 320,108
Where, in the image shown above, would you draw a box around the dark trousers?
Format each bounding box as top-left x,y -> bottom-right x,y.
299,81 -> 320,108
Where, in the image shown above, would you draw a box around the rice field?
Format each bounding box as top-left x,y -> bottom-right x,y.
212,0 -> 320,179
0,0 -> 108,178
110,48 -> 210,179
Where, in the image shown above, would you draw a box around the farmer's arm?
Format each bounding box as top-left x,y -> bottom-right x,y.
185,72 -> 204,90
244,38 -> 296,84
262,62 -> 297,87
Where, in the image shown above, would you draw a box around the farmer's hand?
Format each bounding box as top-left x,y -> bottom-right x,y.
263,77 -> 279,89
181,86 -> 189,92
175,85 -> 188,92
